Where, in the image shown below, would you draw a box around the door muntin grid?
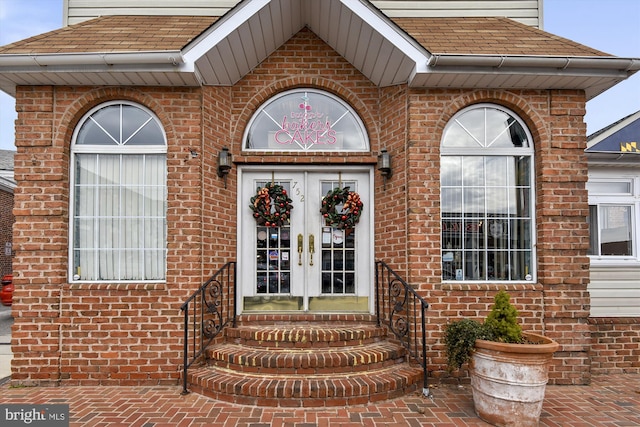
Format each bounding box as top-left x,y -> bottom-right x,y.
254,181 -> 292,295
320,180 -> 357,295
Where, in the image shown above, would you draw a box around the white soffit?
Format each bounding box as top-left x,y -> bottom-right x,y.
182,0 -> 428,87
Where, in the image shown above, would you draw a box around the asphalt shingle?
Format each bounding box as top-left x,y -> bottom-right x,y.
0,15 -> 612,58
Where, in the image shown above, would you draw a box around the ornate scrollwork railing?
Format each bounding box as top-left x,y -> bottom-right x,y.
180,262 -> 236,395
375,260 -> 430,396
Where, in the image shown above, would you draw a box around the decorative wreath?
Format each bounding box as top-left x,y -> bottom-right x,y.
320,186 -> 363,230
250,182 -> 294,227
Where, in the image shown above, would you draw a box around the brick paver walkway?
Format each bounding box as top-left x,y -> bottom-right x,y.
1,374 -> 638,426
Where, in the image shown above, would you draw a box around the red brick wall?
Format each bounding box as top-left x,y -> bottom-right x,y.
9,28 -> 599,387
403,89 -> 591,385
0,189 -> 13,276
589,318 -> 640,374
12,85 -> 206,386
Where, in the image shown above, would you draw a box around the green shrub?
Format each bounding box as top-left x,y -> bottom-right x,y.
484,289 -> 522,343
444,290 -> 523,371
443,318 -> 487,371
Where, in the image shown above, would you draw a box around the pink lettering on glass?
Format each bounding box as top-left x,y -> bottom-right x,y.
273,101 -> 337,148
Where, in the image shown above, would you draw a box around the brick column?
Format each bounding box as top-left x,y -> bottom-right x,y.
536,90 -> 591,385
11,86 -> 67,386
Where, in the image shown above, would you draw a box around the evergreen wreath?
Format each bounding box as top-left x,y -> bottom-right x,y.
250,182 -> 294,227
320,186 -> 363,229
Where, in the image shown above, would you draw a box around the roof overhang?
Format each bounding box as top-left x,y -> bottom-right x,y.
0,0 -> 638,100
419,54 -> 640,99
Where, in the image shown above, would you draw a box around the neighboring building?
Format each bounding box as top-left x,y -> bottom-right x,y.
0,0 -> 638,399
0,149 -> 15,276
586,111 -> 640,373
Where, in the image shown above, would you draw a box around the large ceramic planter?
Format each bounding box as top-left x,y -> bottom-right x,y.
470,332 -> 559,427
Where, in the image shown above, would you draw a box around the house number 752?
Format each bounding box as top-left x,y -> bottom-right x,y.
292,181 -> 304,202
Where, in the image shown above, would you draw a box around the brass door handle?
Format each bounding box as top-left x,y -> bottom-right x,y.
309,234 -> 315,266
297,234 -> 303,266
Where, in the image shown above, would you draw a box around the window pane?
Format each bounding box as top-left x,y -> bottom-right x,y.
462,157 -> 484,186
463,187 -> 485,216
485,156 -> 507,186
599,205 -> 633,256
453,109 -> 485,147
441,188 -> 462,216
587,181 -> 631,195
442,121 -> 481,148
487,113 -> 529,148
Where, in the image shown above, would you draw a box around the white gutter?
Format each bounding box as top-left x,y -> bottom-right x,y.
0,51 -> 185,67
426,54 -> 640,72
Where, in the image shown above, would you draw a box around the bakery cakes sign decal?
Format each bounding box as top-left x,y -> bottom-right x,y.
269,95 -> 343,150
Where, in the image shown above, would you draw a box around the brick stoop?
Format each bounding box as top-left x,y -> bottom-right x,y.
185,315 -> 424,407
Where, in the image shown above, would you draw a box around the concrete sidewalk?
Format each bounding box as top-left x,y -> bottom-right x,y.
0,373 -> 638,426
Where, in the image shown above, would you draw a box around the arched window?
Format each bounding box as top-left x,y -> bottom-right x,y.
243,89 -> 369,151
440,104 -> 535,282
70,101 -> 167,282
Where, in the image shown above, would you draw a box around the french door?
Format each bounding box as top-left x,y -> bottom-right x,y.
239,168 -> 372,313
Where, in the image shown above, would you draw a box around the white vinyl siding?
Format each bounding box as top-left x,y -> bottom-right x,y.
589,266 -> 640,317
65,0 -> 542,27
375,0 -> 541,26
587,171 -> 640,317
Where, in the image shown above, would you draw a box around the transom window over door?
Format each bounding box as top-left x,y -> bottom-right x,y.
440,104 -> 535,282
243,89 -> 369,152
70,101 -> 167,282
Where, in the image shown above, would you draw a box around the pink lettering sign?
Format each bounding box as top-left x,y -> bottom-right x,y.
273,102 -> 337,147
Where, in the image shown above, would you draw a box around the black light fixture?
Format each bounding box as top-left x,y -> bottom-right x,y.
217,147 -> 232,187
377,148 -> 392,189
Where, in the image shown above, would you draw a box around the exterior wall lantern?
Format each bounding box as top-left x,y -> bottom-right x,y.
217,147 -> 232,188
377,148 -> 392,189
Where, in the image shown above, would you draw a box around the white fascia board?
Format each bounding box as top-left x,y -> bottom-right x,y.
341,0 -> 430,71
182,0 -> 270,63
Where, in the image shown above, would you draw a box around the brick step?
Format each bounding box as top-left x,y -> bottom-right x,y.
186,363 -> 424,407
224,322 -> 387,348
206,340 -> 408,374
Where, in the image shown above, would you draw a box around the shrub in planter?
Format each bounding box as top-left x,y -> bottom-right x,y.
443,290 -> 559,427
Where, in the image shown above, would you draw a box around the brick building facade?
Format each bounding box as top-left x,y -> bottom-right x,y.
0,0 -> 637,399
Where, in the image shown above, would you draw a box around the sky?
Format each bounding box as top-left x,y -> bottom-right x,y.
0,0 -> 639,151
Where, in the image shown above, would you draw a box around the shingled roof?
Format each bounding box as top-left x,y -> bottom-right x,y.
0,15 -> 216,54
392,17 -> 611,57
0,14 -> 609,58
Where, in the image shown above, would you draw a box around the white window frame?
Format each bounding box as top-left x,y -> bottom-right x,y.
440,103 -> 536,283
588,176 -> 640,265
69,101 -> 168,283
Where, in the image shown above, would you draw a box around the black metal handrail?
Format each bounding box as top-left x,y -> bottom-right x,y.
180,261 -> 236,395
375,260 -> 430,397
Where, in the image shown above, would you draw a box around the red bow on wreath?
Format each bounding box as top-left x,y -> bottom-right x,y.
320,186 -> 363,230
250,182 -> 293,227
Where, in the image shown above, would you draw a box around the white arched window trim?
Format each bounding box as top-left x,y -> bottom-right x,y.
243,88 -> 369,152
440,103 -> 536,283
